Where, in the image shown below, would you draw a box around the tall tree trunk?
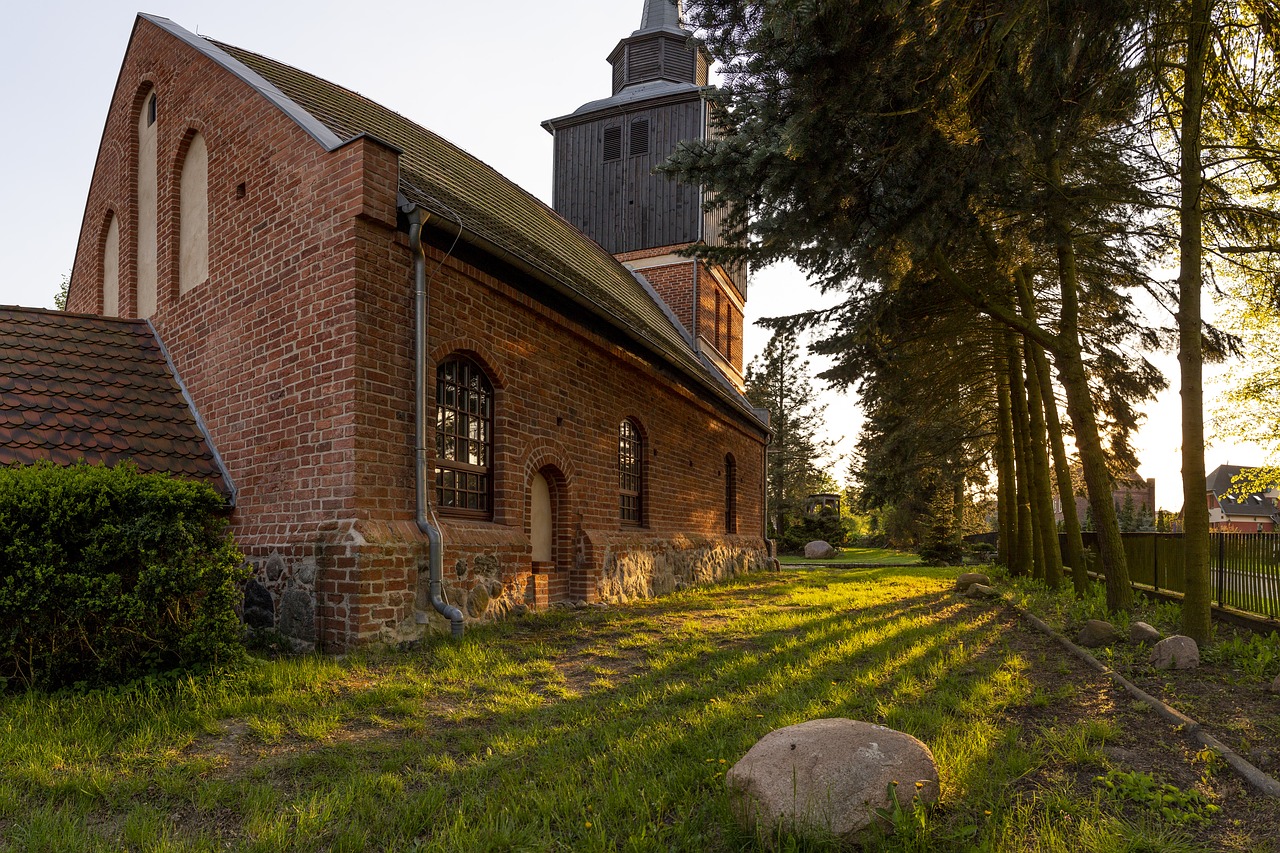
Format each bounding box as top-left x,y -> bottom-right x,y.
1179,0 -> 1213,643
994,336 -> 1018,568
1023,338 -> 1064,588
1013,268 -> 1075,589
1046,157 -> 1133,611
1006,330 -> 1038,578
1035,345 -> 1088,593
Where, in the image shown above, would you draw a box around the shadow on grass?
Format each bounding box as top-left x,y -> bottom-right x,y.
0,565 -> 1049,852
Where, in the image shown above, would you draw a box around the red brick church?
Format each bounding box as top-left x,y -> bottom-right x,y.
7,1 -> 770,650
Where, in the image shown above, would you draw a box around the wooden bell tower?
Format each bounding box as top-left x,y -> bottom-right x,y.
543,0 -> 746,386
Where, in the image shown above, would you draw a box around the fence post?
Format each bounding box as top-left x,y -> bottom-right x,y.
1215,533 -> 1226,607
1153,534 -> 1160,592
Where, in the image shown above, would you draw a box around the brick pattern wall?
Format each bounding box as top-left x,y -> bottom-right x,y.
633,260 -> 697,333
695,266 -> 744,375
67,18 -> 768,649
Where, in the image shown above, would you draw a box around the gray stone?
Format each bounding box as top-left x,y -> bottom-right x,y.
276,589 -> 315,641
511,603 -> 529,616
804,541 -> 837,559
244,579 -> 273,612
487,578 -> 504,596
1269,673 -> 1280,695
243,606 -> 274,630
467,585 -> 491,618
964,583 -> 999,599
454,558 -> 468,578
955,572 -> 991,592
1151,635 -> 1200,670
294,558 -> 317,587
1077,620 -> 1117,648
265,553 -> 285,582
1129,621 -> 1162,644
727,718 -> 939,842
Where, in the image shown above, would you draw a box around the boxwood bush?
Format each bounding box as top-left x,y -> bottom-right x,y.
0,462 -> 247,690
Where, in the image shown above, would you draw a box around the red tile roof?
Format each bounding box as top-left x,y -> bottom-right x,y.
0,306 -> 231,496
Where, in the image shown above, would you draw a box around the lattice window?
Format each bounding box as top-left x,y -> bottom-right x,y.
436,356 -> 493,517
620,418 -> 643,525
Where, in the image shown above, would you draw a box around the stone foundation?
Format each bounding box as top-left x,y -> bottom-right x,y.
240,522 -> 769,648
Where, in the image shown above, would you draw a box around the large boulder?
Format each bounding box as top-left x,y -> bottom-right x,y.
804,541 -> 837,559
726,718 -> 939,842
1077,620 -> 1117,648
1151,635 -> 1200,670
955,572 -> 991,592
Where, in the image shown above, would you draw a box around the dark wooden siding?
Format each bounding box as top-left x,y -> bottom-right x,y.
552,97 -> 704,255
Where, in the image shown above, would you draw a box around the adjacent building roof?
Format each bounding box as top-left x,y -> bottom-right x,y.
0,306 -> 232,497
141,15 -> 762,430
1206,463 -> 1278,519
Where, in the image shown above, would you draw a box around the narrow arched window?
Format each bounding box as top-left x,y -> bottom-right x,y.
135,90 -> 158,318
178,132 -> 210,295
619,418 -> 643,525
102,213 -> 120,316
725,453 -> 738,534
435,356 -> 493,517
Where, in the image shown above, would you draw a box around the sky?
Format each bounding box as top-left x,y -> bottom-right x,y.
0,0 -> 1265,511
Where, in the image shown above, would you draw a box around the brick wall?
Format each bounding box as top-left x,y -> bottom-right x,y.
67,17 -> 768,649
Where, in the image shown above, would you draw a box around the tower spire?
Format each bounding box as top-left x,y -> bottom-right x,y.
638,0 -> 685,34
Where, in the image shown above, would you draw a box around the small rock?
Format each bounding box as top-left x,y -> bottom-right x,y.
804,540 -> 837,559
1270,673 -> 1280,695
1129,621 -> 1161,644
1077,620 -> 1117,648
294,559 -> 317,587
955,572 -> 991,592
964,583 -> 999,599
727,718 -> 939,842
1151,635 -> 1199,670
467,585 -> 491,618
243,578 -> 273,613
511,603 -> 529,616
265,553 -> 286,582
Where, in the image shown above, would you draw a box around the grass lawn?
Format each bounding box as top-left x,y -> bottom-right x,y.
777,546 -> 922,566
1,564 -> 1277,851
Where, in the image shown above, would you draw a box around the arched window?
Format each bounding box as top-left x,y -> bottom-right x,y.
725,453 -> 738,534
435,356 -> 493,517
619,418 -> 643,525
136,90 -> 158,318
178,132 -> 210,295
102,213 -> 120,316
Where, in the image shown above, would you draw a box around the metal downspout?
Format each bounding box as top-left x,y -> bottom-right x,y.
410,209 -> 465,639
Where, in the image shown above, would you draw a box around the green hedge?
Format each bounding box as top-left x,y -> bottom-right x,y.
0,462 -> 247,690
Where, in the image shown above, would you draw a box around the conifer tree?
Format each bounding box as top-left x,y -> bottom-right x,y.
744,328 -> 834,539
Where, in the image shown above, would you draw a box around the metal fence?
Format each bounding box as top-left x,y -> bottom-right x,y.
1073,531 -> 1280,620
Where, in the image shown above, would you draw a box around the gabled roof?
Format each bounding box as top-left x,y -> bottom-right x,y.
0,306 -> 232,497
1206,463 -> 1278,519
1207,463 -> 1248,496
138,15 -> 762,431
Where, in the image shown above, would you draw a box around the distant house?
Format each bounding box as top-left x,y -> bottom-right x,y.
7,2 -> 772,651
1052,469 -> 1155,529
1206,464 -> 1279,532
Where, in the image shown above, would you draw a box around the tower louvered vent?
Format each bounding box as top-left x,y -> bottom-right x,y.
604,126 -> 622,161
628,42 -> 661,83
630,119 -> 650,156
